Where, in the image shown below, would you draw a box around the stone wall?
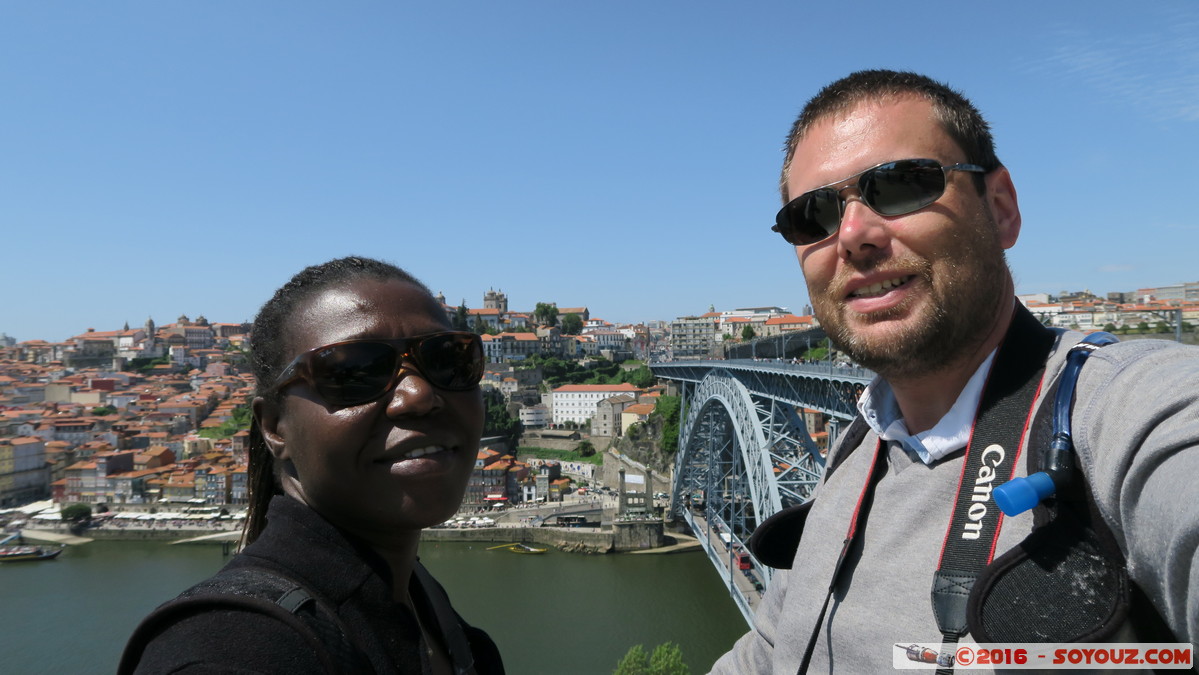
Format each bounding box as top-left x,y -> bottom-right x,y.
419,525 -> 666,554
80,527 -> 239,543
57,522 -> 663,554
518,434 -> 579,452
612,520 -> 666,551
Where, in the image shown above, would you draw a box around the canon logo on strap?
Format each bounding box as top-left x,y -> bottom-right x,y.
961,444 -> 1005,540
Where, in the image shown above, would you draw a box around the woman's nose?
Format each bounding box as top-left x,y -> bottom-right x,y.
385,366 -> 443,417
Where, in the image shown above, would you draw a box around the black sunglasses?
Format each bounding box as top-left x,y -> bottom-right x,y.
772,158 -> 987,246
271,331 -> 484,406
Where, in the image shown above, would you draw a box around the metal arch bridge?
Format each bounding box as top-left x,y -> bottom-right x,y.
649,359 -> 874,624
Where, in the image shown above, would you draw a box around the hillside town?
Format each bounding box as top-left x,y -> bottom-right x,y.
1,282 -> 1196,513
0,292 -> 671,513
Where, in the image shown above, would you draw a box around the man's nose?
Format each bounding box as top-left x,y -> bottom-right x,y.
836,195 -> 890,258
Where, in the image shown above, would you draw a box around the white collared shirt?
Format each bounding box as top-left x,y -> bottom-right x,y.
856,350 -> 998,464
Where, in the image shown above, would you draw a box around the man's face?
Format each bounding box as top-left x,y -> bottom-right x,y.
785,96 -> 1019,378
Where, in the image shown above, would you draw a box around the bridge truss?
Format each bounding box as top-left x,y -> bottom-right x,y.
649,360 -> 873,623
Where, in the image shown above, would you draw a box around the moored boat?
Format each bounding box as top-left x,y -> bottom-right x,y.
508,543 -> 546,554
485,542 -> 548,554
0,544 -> 65,562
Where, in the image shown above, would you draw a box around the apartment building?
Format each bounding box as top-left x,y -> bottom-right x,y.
670,315 -> 718,360
551,383 -> 642,426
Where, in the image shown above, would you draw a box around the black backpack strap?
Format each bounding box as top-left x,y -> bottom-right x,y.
748,415 -> 870,569
412,561 -> 478,675
969,334 -> 1180,644
118,567 -> 371,675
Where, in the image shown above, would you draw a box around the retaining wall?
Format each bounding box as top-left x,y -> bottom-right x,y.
421,526 -> 615,554
421,522 -> 665,554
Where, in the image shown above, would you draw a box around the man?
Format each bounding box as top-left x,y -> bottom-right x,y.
711,70 -> 1198,673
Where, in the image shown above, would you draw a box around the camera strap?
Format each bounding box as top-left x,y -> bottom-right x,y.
930,306 -> 1055,672
793,306 -> 1054,674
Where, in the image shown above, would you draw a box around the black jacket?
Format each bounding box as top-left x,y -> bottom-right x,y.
127,496 -> 504,674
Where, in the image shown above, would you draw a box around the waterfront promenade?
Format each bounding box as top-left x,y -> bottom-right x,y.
14,528 -> 94,545
13,496 -> 701,554
13,512 -> 244,544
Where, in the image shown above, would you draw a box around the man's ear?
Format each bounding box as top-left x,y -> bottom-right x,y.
985,166 -> 1021,250
252,395 -> 289,461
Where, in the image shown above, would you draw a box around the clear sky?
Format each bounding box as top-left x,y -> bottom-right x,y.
3,2 -> 1197,343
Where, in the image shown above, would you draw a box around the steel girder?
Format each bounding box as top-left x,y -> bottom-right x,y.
652,360 -> 876,608
652,360 -> 872,421
672,369 -> 777,527
658,361 -> 874,522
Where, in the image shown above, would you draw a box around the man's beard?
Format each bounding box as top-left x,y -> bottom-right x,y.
809,216 -> 1011,379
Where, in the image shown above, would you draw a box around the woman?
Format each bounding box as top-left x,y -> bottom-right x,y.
121,256 -> 504,674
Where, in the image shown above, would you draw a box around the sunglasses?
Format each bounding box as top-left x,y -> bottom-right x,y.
271,331 -> 484,406
772,158 -> 987,246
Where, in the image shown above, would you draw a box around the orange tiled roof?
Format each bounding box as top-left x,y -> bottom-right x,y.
553,383 -> 641,393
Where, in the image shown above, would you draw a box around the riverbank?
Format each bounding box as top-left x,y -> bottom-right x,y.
422,519 -> 689,554
18,519 -> 243,544
21,519 -> 698,554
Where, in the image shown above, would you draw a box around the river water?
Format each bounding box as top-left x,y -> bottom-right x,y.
1,539 -> 746,674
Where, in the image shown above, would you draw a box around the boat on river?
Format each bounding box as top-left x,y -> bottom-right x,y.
486,542 -> 547,554
0,544 -> 65,562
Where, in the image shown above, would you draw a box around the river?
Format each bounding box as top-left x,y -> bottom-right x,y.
1,538 -> 746,674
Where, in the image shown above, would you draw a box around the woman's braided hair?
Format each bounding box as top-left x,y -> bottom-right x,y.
243,256 -> 431,543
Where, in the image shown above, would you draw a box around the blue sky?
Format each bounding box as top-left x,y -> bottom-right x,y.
3,2 -> 1197,342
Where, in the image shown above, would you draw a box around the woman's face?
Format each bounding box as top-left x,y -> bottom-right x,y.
256,278 -> 483,541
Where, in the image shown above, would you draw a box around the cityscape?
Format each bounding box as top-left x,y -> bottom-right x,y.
2,279 -> 1197,673
2,280 -> 1197,515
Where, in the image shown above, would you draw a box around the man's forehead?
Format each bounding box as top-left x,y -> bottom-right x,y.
805,93 -> 935,140
794,97 -> 949,165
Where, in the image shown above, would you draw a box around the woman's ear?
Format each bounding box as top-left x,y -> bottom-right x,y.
252,395 -> 289,461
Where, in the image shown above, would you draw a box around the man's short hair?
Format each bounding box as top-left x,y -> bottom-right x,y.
780,70 -> 1002,202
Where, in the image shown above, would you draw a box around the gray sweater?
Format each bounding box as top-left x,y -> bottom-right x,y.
710,333 -> 1199,673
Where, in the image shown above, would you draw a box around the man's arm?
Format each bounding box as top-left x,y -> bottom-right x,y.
708,565 -> 789,674
1073,339 -> 1199,644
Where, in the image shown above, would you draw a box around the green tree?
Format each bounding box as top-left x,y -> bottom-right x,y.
625,365 -> 655,389
576,440 -> 596,457
648,643 -> 689,675
482,390 -> 520,448
1102,323 -> 1117,333
614,645 -> 650,675
1154,321 -> 1170,333
613,643 -> 689,675
125,356 -> 171,374
452,302 -> 471,331
90,406 -> 117,417
61,503 -> 92,522
653,395 -> 682,455
1137,321 -> 1150,333
534,302 -> 559,327
61,503 -> 93,534
583,359 -> 622,385
472,316 -> 489,335
741,325 -> 756,341
198,406 -> 253,440
560,313 -> 583,335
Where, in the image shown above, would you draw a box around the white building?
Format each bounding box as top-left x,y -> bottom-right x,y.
519,404 -> 551,428
550,383 -> 642,426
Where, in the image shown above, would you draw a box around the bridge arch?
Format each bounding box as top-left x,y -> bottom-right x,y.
652,359 -> 873,623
